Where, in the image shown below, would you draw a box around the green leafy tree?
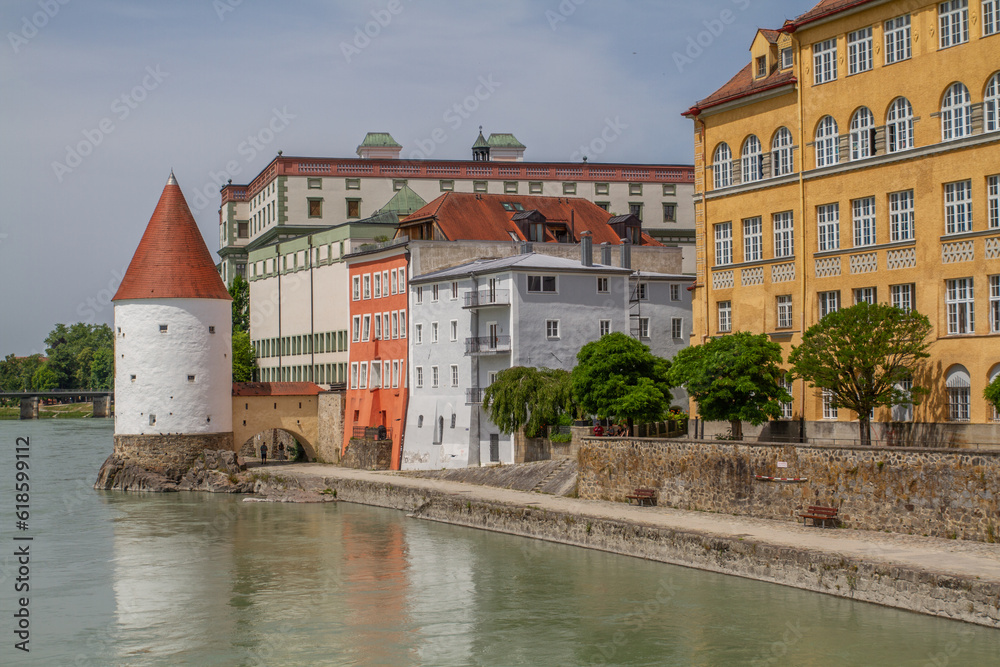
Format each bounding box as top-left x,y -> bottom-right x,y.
0,354 -> 24,392
31,364 -> 58,391
89,347 -> 115,390
229,274 -> 250,333
571,332 -> 672,434
668,332 -> 789,440
985,375 -> 1000,418
788,302 -> 932,447
44,323 -> 113,389
232,330 -> 257,382
483,366 -> 574,438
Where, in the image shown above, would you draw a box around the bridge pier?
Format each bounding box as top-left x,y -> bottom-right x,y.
20,397 -> 39,420
93,395 -> 111,418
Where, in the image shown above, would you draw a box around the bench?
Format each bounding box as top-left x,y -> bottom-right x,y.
626,488 -> 657,506
798,505 -> 839,527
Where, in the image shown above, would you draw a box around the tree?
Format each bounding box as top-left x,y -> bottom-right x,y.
483,366 -> 574,438
668,332 -> 789,440
31,364 -> 58,391
788,302 -> 932,447
571,332 -> 672,434
232,330 -> 257,382
229,274 -> 250,333
44,323 -> 113,389
90,348 -> 114,390
985,375 -> 1000,417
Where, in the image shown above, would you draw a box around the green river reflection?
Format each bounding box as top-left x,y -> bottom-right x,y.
1,420 -> 997,666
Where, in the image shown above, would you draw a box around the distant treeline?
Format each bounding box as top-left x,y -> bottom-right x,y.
1,323 -> 113,392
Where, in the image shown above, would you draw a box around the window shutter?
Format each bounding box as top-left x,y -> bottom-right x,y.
971,102 -> 984,134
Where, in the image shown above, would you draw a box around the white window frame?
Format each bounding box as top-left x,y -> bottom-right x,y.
670,284 -> 681,301
431,284 -> 439,302
599,319 -> 611,336
813,38 -> 837,85
946,277 -> 975,334
352,276 -> 361,301
361,314 -> 371,342
390,268 -> 397,295
374,313 -> 382,340
854,287 -> 876,305
847,27 -> 873,74
392,360 -> 400,388
891,284 -> 914,313
781,47 -> 793,69
359,362 -> 368,389
450,319 -> 458,342
773,212 -> 794,258
822,389 -> 838,419
350,362 -> 359,389
850,107 -> 874,160
671,317 -> 683,339
546,319 -> 560,339
713,143 -> 732,189
990,275 -> 1000,333
527,275 -> 557,293
597,277 -> 609,293
781,375 -> 794,419
637,317 -> 650,339
771,127 -> 794,177
989,175 -> 1000,229
414,323 -> 422,344
397,269 -> 405,293
941,82 -> 972,141
884,15 -> 911,64
391,311 -> 399,339
352,315 -> 361,343
714,222 -> 733,266
815,116 -> 839,167
399,311 -> 406,338
817,203 -> 840,252
889,190 -> 915,241
415,366 -> 423,388
371,361 -> 381,389
819,291 -> 840,318
363,274 -> 371,299
886,97 -> 914,153
986,0 -> 1000,35
415,286 -> 422,304
986,74 -> 1000,133
431,366 -> 439,388
741,135 -> 762,183
451,364 -> 459,387
777,295 -> 793,328
939,0 -> 969,49
718,301 -> 732,333
852,197 -> 876,247
374,272 -> 381,299
431,321 -> 439,343
743,217 -> 763,262
944,180 -> 973,234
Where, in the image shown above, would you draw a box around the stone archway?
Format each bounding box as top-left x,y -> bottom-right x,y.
238,428 -> 316,462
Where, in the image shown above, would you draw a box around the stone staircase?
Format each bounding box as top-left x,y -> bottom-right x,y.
530,459 -> 575,494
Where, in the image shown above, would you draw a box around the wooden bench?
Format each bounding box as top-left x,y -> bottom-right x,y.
798,505 -> 839,527
626,488 -> 657,506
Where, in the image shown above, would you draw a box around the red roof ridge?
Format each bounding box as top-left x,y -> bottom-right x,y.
114,173 -> 231,301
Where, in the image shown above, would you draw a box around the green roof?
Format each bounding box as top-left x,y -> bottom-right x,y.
487,133 -> 525,149
358,132 -> 402,148
472,130 -> 489,148
381,185 -> 426,216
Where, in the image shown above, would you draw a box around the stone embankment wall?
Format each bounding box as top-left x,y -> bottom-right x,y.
284,472 -> 1000,628
577,438 -> 1000,542
341,438 -> 393,469
113,433 -> 234,479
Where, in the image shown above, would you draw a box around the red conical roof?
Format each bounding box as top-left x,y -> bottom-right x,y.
114,173 -> 231,301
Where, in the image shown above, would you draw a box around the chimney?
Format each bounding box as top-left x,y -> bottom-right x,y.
580,231 -> 593,267
600,242 -> 612,266
619,238 -> 631,270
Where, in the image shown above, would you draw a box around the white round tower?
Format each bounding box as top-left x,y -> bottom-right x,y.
111,172 -> 234,476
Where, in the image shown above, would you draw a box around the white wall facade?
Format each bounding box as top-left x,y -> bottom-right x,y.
114,299 -> 233,435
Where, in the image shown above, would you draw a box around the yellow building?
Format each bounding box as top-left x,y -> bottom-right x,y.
683,0 -> 1000,444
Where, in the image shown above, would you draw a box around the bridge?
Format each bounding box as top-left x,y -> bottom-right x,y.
1,390 -> 113,419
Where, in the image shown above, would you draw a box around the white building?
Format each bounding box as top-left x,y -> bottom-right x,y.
402,241 -> 692,469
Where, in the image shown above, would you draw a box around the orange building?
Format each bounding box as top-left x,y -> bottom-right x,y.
343,242 -> 409,469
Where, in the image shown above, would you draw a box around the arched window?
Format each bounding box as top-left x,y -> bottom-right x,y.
941,82 -> 972,140
741,135 -> 762,183
849,107 -> 874,160
713,143 -> 732,189
989,364 -> 1000,422
985,73 -> 1000,133
815,116 -> 839,167
771,127 -> 794,176
886,97 -> 914,152
945,364 -> 971,421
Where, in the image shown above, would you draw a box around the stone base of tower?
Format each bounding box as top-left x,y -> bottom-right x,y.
95,432 -> 235,491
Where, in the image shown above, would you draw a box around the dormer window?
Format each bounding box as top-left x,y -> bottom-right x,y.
781,47 -> 793,69
756,55 -> 767,78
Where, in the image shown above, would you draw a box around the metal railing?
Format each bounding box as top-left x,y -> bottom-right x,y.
465,335 -> 511,355
351,426 -> 393,441
466,387 -> 486,404
464,289 -> 510,308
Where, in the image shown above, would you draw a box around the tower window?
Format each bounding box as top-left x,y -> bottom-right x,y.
209,326 -> 216,334
160,325 -> 168,333
188,375 -> 196,382
130,375 -> 136,382
149,414 -> 156,426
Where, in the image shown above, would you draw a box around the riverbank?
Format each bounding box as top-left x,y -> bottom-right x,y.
261,461 -> 1000,629
0,402 -> 99,419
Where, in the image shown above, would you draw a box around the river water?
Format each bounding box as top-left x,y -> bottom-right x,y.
1,420 -> 998,666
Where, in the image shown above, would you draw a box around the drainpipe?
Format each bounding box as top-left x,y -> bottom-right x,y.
793,30 -> 808,433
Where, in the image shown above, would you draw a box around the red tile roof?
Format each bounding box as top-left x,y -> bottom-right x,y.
398,193 -> 662,246
759,28 -> 781,43
114,174 -> 231,301
787,0 -> 876,29
232,382 -> 325,396
683,63 -> 796,116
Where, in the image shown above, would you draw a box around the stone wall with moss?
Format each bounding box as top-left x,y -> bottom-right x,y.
577,438 -> 1000,542
113,432 -> 234,479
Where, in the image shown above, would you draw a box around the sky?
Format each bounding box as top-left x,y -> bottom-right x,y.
0,0 -> 811,356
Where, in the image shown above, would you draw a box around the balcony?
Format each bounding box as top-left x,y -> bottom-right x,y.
465,335 -> 511,355
464,289 -> 510,308
466,387 -> 486,404
351,426 -> 393,441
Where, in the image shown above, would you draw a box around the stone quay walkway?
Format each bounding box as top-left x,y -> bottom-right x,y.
262,462 -> 1000,626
